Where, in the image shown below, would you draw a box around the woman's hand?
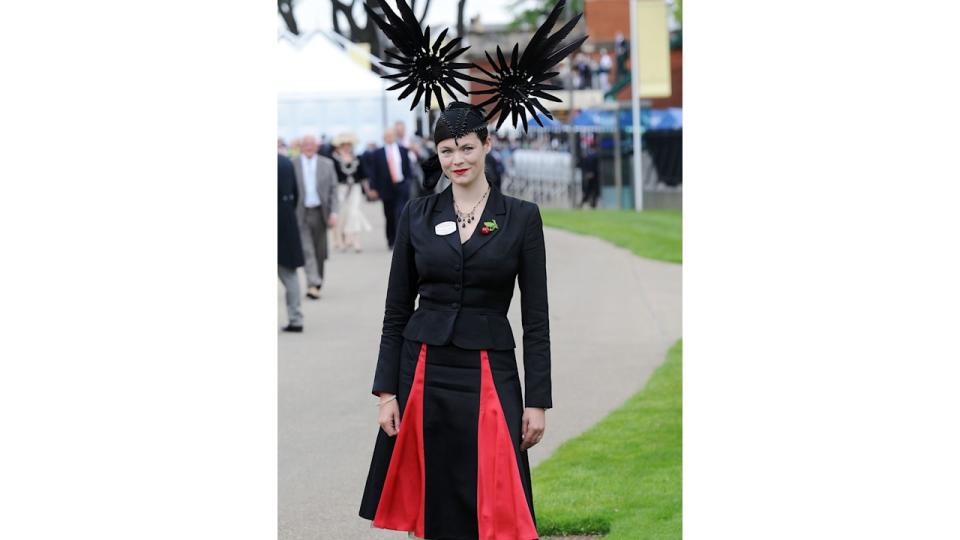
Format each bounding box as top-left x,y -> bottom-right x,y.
378,393 -> 401,436
521,407 -> 546,450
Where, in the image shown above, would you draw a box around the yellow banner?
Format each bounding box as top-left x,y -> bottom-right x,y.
634,0 -> 672,98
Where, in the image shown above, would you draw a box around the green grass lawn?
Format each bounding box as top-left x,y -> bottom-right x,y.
533,340 -> 683,539
539,209 -> 682,264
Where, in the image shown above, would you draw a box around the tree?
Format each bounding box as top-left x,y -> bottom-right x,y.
457,0 -> 467,37
278,0 -> 299,35
506,0 -> 583,31
331,0 -> 433,58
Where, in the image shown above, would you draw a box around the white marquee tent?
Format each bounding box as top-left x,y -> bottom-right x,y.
277,31 -> 413,149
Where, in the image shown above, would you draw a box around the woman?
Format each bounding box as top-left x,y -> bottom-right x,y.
359,103 -> 552,540
357,0 -> 585,535
330,132 -> 373,252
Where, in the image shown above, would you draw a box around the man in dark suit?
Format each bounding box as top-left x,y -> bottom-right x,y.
278,153 -> 305,332
367,127 -> 413,249
578,145 -> 600,208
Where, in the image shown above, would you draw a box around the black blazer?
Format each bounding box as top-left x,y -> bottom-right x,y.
372,183 -> 552,408
278,154 -> 304,269
368,145 -> 413,202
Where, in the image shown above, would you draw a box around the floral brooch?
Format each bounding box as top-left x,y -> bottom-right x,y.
480,219 -> 499,235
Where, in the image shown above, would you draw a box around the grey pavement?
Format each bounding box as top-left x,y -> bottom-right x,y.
278,198 -> 682,540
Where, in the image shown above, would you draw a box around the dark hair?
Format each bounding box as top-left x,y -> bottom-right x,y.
433,102 -> 489,145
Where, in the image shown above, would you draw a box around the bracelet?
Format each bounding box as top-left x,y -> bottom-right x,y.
377,395 -> 397,406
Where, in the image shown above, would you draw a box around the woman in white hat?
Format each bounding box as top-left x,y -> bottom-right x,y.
331,132 -> 373,252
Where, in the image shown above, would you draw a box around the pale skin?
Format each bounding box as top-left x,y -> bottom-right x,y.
300,135 -> 338,227
377,131 -> 547,451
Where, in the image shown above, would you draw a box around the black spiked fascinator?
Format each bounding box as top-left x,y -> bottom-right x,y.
364,0 -> 482,111
471,0 -> 588,131
365,0 -> 587,132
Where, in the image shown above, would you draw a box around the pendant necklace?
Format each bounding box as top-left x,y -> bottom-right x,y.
453,185 -> 491,229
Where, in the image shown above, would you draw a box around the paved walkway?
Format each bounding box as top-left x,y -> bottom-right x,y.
279,198 -> 682,540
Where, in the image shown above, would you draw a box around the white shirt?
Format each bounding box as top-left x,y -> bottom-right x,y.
599,54 -> 612,71
385,143 -> 403,182
300,154 -> 321,208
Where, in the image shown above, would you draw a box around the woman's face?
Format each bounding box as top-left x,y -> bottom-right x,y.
436,132 -> 491,187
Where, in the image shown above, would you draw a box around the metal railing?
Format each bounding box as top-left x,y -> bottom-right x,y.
501,149 -> 582,208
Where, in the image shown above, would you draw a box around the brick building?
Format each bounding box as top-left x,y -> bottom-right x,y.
465,0 -> 682,112
584,0 -> 682,108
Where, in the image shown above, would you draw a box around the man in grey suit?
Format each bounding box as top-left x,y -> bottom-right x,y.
293,134 -> 339,299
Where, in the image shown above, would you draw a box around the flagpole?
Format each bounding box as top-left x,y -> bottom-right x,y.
630,0 -> 643,211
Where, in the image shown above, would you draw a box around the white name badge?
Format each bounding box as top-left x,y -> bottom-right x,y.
435,221 -> 457,236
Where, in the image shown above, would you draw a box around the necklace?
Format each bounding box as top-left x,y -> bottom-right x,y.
334,154 -> 359,183
453,184 -> 490,229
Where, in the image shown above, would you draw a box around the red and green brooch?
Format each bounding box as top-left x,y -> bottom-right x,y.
480,219 -> 499,235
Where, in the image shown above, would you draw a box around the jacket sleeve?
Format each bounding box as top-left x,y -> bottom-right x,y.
323,159 -> 340,215
369,154 -> 384,192
517,202 -> 552,408
372,201 -> 419,396
357,159 -> 369,183
291,168 -> 299,207
401,145 -> 413,180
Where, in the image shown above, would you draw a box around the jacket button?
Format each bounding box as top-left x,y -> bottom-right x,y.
454,265 -> 461,271
454,283 -> 461,290
451,302 -> 459,308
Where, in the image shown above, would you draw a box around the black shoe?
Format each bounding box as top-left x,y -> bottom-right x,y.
282,325 -> 303,333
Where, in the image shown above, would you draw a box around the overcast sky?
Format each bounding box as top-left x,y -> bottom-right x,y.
288,0 -> 525,35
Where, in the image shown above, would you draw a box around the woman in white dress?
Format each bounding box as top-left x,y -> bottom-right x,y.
331,132 -> 373,252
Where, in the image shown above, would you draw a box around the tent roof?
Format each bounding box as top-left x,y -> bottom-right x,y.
277,32 -> 384,99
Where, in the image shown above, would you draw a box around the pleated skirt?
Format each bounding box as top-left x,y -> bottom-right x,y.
359,339 -> 539,540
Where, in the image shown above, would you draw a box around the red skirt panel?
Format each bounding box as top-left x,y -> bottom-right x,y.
360,340 -> 538,540
477,350 -> 539,540
372,343 -> 427,536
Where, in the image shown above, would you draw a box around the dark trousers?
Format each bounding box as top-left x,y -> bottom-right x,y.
382,181 -> 409,248
300,207 -> 327,287
579,176 -> 600,208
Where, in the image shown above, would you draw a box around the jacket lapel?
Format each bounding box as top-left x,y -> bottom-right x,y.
292,158 -> 307,222
292,158 -> 304,209
462,185 -> 508,261
431,184 -> 462,256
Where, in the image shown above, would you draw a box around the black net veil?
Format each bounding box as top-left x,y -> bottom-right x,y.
432,102 -> 488,144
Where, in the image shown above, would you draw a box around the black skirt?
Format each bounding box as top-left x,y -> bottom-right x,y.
359,339 -> 539,540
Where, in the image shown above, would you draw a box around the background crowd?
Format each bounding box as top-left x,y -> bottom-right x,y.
277,121 -> 512,332
279,116 -> 639,331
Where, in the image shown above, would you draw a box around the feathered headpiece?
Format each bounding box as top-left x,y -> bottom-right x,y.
363,0 -> 481,111
471,1 -> 588,131
365,0 -> 587,131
